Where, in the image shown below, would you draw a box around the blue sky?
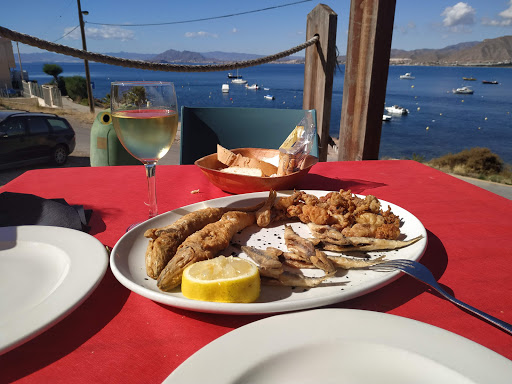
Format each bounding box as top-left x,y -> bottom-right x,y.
3,1 -> 512,56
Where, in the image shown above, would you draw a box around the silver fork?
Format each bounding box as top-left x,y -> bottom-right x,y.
369,259 -> 512,335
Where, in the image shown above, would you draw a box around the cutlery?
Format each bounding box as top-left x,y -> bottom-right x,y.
369,259 -> 512,335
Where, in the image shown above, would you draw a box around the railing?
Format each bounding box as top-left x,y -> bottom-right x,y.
1,2 -> 396,161
21,80 -> 63,108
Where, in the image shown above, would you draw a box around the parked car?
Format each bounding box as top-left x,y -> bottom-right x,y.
0,110 -> 76,170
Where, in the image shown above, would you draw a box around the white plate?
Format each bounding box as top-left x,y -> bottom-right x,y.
164,309 -> 512,383
110,191 -> 427,315
0,226 -> 108,355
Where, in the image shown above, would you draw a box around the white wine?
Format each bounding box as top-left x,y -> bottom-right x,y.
112,109 -> 178,162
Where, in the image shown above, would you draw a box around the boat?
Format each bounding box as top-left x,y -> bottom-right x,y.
399,72 -> 415,79
230,69 -> 247,84
264,95 -> 275,100
463,77 -> 476,81
482,80 -> 499,84
245,84 -> 260,90
384,105 -> 409,115
231,78 -> 248,84
221,84 -> 229,93
452,86 -> 474,94
382,114 -> 392,121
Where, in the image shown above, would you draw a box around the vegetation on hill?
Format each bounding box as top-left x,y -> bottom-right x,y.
425,148 -> 512,185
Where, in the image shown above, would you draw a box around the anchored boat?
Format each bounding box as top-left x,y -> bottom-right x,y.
400,72 -> 415,80
385,105 -> 409,115
452,86 -> 474,94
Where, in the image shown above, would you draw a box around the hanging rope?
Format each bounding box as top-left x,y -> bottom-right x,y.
0,26 -> 318,72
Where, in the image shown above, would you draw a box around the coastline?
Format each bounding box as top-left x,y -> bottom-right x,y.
1,97 -> 510,200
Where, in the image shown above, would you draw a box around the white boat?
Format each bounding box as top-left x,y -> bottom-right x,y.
264,95 -> 275,100
222,84 -> 229,93
382,114 -> 392,121
452,86 -> 474,94
385,105 -> 409,115
245,84 -> 260,90
230,69 -> 247,84
400,72 -> 415,79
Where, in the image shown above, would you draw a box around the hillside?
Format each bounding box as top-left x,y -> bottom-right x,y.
15,35 -> 512,66
388,35 -> 512,65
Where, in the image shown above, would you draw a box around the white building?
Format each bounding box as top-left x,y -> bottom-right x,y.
0,37 -> 16,90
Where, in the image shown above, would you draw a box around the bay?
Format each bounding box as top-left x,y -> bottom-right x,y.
21,62 -> 512,164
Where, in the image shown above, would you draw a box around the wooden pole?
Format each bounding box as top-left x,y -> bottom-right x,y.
303,4 -> 337,162
338,0 -> 396,160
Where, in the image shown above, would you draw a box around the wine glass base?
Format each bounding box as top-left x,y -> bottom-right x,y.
126,222 -> 142,232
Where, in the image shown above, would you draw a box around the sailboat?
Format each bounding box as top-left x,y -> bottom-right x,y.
231,69 -> 247,84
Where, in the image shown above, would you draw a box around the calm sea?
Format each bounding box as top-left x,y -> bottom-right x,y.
21,62 -> 512,164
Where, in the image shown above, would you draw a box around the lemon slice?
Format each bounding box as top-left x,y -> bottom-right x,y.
182,256 -> 260,303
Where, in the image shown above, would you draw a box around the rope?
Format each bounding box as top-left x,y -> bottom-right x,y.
0,26 -> 318,72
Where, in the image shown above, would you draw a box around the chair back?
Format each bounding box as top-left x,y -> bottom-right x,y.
180,107 -> 318,165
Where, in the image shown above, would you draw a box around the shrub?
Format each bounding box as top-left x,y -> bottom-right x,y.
429,147 -> 503,175
64,76 -> 88,103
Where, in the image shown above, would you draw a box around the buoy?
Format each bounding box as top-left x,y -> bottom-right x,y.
411,85 -> 414,88
426,127 -> 429,130
484,117 -> 488,120
417,107 -> 420,111
440,113 -> 443,116
461,100 -> 464,102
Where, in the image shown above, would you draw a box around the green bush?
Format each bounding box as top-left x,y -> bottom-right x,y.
64,76 -> 88,103
429,147 -> 503,175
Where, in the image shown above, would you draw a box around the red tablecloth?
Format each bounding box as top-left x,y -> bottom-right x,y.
1,160 -> 511,382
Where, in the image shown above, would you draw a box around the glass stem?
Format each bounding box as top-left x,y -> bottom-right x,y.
145,162 -> 157,218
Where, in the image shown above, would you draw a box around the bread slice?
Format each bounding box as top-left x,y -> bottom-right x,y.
220,166 -> 263,177
217,145 -> 277,177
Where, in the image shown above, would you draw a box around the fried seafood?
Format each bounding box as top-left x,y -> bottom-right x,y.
242,246 -> 332,287
283,225 -> 335,274
157,211 -> 256,291
256,189 -> 277,227
308,223 -> 423,252
327,255 -> 385,269
273,190 -> 402,240
240,246 -> 283,279
144,200 -> 265,279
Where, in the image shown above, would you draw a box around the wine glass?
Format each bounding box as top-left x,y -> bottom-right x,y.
111,81 -> 178,221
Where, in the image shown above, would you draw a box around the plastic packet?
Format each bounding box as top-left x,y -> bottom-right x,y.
277,111 -> 315,175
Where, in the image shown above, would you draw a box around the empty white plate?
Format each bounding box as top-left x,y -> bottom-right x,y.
165,309 -> 512,383
0,226 -> 108,355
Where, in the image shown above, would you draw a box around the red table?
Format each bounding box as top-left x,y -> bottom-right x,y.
1,160 -> 511,383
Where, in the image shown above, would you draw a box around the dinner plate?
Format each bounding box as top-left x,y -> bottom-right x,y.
110,190 -> 427,315
0,226 -> 108,355
164,309 -> 512,383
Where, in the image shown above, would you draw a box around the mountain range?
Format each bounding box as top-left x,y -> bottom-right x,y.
14,35 -> 512,66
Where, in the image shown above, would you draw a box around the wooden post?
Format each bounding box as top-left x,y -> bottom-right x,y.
303,4 -> 337,162
338,0 -> 396,160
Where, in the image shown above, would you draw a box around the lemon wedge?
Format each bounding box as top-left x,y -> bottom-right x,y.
181,256 -> 260,303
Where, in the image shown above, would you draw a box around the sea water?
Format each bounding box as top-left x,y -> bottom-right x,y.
21,62 -> 512,164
